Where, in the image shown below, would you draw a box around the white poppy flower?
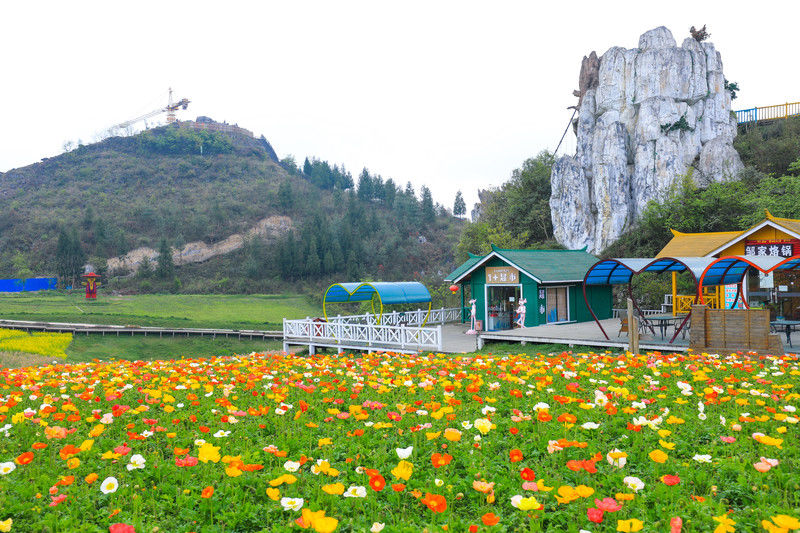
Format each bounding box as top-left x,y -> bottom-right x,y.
280,497 -> 303,511
283,460 -> 301,472
100,476 -> 119,494
126,454 -> 146,471
344,485 -> 367,498
395,446 -> 413,459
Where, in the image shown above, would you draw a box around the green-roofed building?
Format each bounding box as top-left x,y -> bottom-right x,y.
445,245 -> 612,331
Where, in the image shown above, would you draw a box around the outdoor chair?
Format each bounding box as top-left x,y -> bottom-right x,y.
635,311 -> 655,336
618,316 -> 629,337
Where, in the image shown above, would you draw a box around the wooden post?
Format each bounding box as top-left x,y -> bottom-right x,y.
671,272 -> 677,317
627,298 -> 639,355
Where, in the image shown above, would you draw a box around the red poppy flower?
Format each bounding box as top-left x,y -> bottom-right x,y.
661,474 -> 681,486
587,507 -> 604,523
109,524 -> 135,533
369,475 -> 386,492
520,467 -> 536,481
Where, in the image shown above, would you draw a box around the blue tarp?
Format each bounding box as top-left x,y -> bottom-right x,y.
324,282 -> 431,305
0,277 -> 58,292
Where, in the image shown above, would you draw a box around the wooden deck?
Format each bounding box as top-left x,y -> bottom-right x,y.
467,318 -> 691,352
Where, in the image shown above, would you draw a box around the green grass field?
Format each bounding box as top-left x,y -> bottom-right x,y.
65,334 -> 283,362
0,292 -> 319,330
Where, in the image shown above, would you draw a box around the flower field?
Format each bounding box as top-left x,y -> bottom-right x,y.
0,329 -> 71,359
0,350 -> 798,532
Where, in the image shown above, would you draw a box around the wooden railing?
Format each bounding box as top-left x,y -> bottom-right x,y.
674,293 -> 723,315
612,308 -> 663,318
283,318 -> 442,352
736,102 -> 800,124
326,307 -> 464,327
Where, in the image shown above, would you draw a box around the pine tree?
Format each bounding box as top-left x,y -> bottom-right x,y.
420,186 -> 436,225
357,168 -> 372,201
453,190 -> 466,218
322,250 -> 335,274
156,238 -> 175,279
303,157 -> 312,176
346,250 -> 361,280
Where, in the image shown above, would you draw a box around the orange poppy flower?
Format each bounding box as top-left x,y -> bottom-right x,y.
201,486 -> 214,498
482,512 -> 501,526
557,413 -> 577,424
421,493 -> 447,513
509,449 -> 523,462
15,451 -> 34,465
537,411 -> 552,422
391,483 -> 406,492
431,453 -> 452,468
32,442 -> 47,450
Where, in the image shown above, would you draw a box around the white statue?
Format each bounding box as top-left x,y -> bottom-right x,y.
515,298 -> 527,328
467,299 -> 477,334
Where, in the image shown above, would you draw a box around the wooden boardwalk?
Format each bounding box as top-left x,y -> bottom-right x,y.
0,319 -> 282,340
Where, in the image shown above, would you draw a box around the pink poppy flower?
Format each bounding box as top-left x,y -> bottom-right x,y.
594,497 -> 622,512
720,436 -> 736,443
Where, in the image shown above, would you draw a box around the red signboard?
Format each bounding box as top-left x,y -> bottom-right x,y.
744,240 -> 799,258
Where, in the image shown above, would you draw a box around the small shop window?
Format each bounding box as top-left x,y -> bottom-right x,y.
546,287 -> 569,323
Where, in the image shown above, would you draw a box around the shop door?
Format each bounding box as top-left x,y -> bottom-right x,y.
486,285 -> 521,331
545,287 -> 568,323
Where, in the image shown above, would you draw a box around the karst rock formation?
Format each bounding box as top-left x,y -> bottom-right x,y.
549,26 -> 743,253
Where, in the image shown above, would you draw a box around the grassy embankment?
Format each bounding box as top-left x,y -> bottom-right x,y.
0,292 -> 317,364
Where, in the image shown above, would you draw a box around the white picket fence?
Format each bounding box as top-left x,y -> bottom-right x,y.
326,307 -> 463,327
283,318 -> 443,352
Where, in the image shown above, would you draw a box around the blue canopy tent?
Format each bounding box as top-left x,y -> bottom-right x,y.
322,282 -> 432,324
698,255 -> 800,307
582,257 -> 717,342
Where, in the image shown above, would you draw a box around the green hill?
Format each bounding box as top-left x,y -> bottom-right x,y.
0,121 -> 463,294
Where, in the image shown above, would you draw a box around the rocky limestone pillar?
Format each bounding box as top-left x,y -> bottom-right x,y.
550,26 -> 743,253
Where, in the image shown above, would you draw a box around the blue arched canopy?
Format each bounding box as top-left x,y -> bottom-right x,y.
323,282 -> 431,305
700,256 -> 800,287
583,257 -> 715,286
322,282 -> 432,324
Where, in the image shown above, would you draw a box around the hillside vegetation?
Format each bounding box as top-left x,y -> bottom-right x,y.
0,123 -> 463,294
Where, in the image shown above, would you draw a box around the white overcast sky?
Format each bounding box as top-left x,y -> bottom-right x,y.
1,1 -> 797,210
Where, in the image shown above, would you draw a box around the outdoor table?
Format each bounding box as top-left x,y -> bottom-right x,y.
770,320 -> 800,348
646,315 -> 679,339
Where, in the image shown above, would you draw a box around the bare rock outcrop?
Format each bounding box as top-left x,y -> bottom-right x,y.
107,215 -> 292,274
550,26 -> 743,253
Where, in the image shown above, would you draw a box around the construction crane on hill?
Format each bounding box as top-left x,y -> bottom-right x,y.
107,88 -> 190,135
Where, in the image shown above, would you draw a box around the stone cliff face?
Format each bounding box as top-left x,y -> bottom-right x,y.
550,27 -> 743,253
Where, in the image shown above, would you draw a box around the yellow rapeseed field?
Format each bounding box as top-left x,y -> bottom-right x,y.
0,329 -> 71,358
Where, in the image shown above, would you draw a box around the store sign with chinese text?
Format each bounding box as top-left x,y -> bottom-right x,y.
744,240 -> 799,257
486,266 -> 519,284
